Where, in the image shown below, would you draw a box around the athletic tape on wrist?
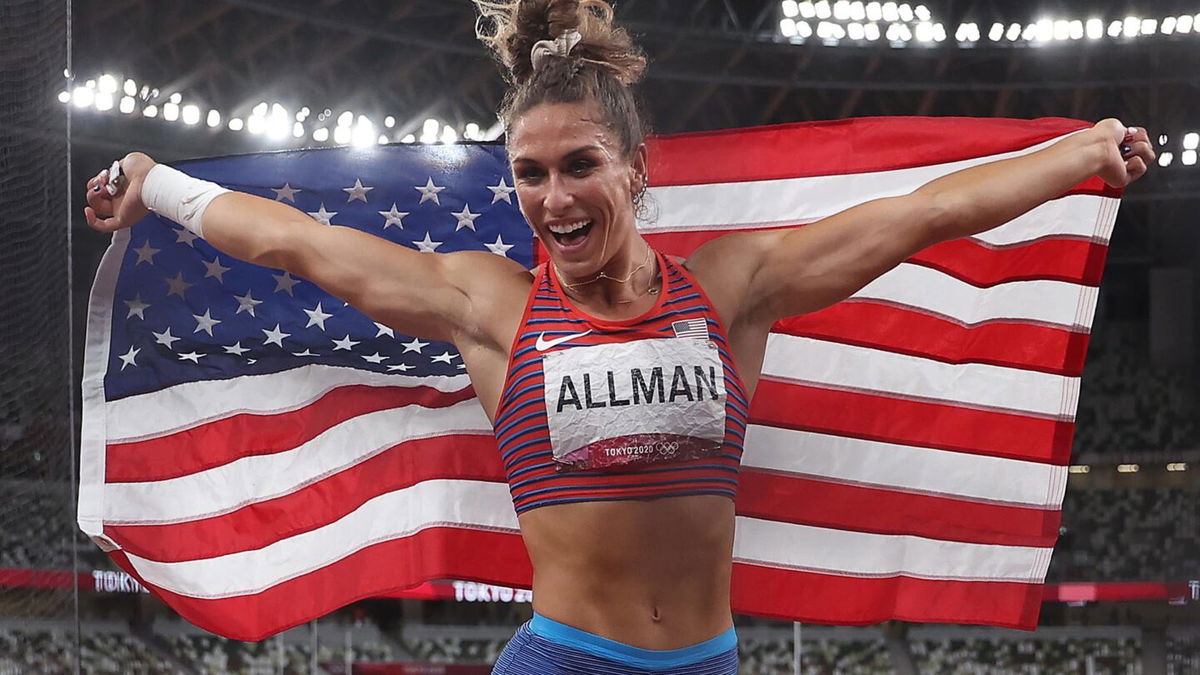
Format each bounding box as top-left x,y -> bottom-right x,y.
141,164 -> 231,238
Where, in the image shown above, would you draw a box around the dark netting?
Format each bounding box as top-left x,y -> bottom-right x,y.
0,0 -> 80,670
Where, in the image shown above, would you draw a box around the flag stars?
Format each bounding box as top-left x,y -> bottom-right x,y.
118,345 -> 140,371
234,290 -> 263,316
177,351 -> 205,363
401,337 -> 428,353
373,322 -> 395,339
331,335 -> 360,351
132,240 -> 160,265
414,231 -> 443,253
307,203 -> 338,226
262,324 -> 291,348
165,272 -> 193,298
152,327 -> 181,350
124,294 -> 150,320
272,183 -> 301,202
273,271 -> 301,296
192,309 -> 222,336
362,352 -> 388,364
488,177 -> 516,204
378,203 -> 409,229
223,342 -> 251,356
175,228 -> 200,247
303,302 -> 334,330
430,351 -> 457,364
291,349 -> 318,357
452,204 -> 481,231
202,257 -> 231,283
387,363 -> 414,372
343,178 -> 374,203
415,177 -> 446,205
485,235 -> 514,257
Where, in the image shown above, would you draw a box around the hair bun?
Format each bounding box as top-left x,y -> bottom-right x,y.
475,0 -> 646,87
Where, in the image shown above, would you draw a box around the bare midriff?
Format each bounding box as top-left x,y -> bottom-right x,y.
517,494 -> 736,650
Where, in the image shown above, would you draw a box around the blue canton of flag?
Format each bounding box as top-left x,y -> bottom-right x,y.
104,144 -> 532,401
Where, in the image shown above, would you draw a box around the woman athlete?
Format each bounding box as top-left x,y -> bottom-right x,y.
85,1 -> 1154,671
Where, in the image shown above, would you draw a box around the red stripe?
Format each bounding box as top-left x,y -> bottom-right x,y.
106,384 -> 476,482
751,378 -> 1075,465
776,302 -> 1090,377
106,433 -> 506,562
108,527 -> 533,642
730,563 -> 1042,630
647,116 -> 1117,196
646,225 -> 1108,288
738,470 -> 1060,548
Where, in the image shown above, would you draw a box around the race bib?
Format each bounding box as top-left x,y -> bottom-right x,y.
541,338 -> 726,471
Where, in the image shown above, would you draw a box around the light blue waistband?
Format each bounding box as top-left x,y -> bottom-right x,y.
528,613 -> 737,669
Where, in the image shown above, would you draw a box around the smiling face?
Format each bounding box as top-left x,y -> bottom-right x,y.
507,100 -> 647,280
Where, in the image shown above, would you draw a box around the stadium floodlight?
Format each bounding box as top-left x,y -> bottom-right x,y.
848,21 -> 865,40
95,92 -> 114,111
337,110 -> 354,128
1021,23 -> 1037,41
228,117 -> 244,131
402,134 -> 416,143
1107,20 -> 1122,37
57,91 -> 70,103
181,104 -> 200,125
1162,16 -> 1176,34
352,115 -> 376,147
1179,15 -> 1194,33
1184,150 -> 1198,166
207,109 -> 220,127
1116,464 -> 1139,473
252,102 -> 268,118
1035,19 -> 1053,41
989,22 -> 1004,41
1068,465 -> 1089,474
914,4 -> 929,21
72,86 -> 94,108
98,74 -> 118,94
1158,152 -> 1174,167
169,92 -> 182,104
797,20 -> 814,37
1123,16 -> 1140,37
266,107 -> 290,139
781,0 -> 799,18
293,122 -> 305,138
863,21 -> 879,39
465,122 -> 480,140
914,20 -> 933,41
815,0 -> 831,20
1183,132 -> 1199,150
441,126 -> 459,144
865,1 -> 881,21
334,125 -> 352,145
881,2 -> 898,22
384,115 -> 395,128
142,104 -> 157,118
849,2 -> 865,21
833,0 -> 850,20
1141,18 -> 1157,35
378,133 -> 389,145
780,17 -> 799,36
247,115 -> 265,135
798,0 -> 816,18
1006,23 -> 1021,40
123,79 -> 137,96
1167,462 -> 1188,472
162,102 -> 179,122
313,127 -> 329,142
1086,19 -> 1103,39
84,79 -> 95,89
1053,20 -> 1069,40
1069,20 -> 1083,39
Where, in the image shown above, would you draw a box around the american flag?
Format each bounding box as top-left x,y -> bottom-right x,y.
79,117 -> 1121,641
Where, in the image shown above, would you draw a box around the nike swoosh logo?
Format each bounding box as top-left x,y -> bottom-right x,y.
535,329 -> 593,351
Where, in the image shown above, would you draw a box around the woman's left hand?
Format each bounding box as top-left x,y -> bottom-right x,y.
1092,118 -> 1155,188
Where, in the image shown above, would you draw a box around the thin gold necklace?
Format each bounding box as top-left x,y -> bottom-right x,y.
555,245 -> 660,303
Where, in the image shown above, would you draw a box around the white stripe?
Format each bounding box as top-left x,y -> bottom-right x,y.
123,480 -> 518,599
762,334 -> 1079,418
849,262 -> 1099,329
743,426 -> 1067,507
103,400 -> 492,524
734,517 -> 1053,583
106,364 -> 473,442
640,132 -> 1114,247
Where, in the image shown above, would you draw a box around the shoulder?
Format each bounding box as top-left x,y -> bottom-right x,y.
679,232 -> 778,329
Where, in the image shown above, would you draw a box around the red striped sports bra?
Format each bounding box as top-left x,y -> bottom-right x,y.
492,251 -> 749,515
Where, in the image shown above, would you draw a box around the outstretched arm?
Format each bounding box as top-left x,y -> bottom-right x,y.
84,153 -> 520,344
691,119 -> 1154,327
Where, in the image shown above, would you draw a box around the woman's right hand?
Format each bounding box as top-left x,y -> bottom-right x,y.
84,152 -> 157,233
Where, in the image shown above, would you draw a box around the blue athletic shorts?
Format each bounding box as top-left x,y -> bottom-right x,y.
491,613 -> 739,674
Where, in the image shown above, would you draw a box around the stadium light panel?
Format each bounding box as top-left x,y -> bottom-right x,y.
95,92 -> 113,111
1069,20 -> 1083,39
265,110 -> 289,138
123,79 -> 137,96
1123,17 -> 1140,37
334,125 -> 352,145
1159,151 -> 1174,167
228,117 -> 244,131
833,1 -> 850,20
162,102 -> 179,122
142,104 -> 157,118
169,92 -> 182,104
181,103 -> 200,124
72,86 -> 93,108
1184,150 -> 1198,166
1141,18 -> 1157,35
849,2 -> 866,21
1068,465 -> 1089,474
1116,464 -> 1139,473
57,91 -> 70,103
1086,19 -> 1103,39
293,122 -> 304,138
1167,463 -> 1187,472
313,127 -> 328,142
1178,15 -> 1193,32
384,115 -> 395,128
848,21 -> 866,39
1107,20 -> 1122,37
898,3 -> 913,21
1022,23 -> 1037,40
1054,20 -> 1069,40
780,17 -> 799,36
798,1 -> 816,18
881,2 -> 898,22
1036,19 -> 1053,41
989,22 -> 1004,40
933,23 -> 946,41
85,79 -> 95,89
815,0 -> 831,20
98,74 -> 118,93
1006,23 -> 1021,40
441,126 -> 458,144
781,0 -> 799,18
402,134 -> 416,143
252,102 -> 268,118
865,1 -> 881,21
247,115 -> 264,135
914,4 -> 930,21
798,20 -> 814,37
1162,16 -> 1176,34
1184,132 -> 1199,150
207,109 -> 220,127
337,111 -> 354,128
